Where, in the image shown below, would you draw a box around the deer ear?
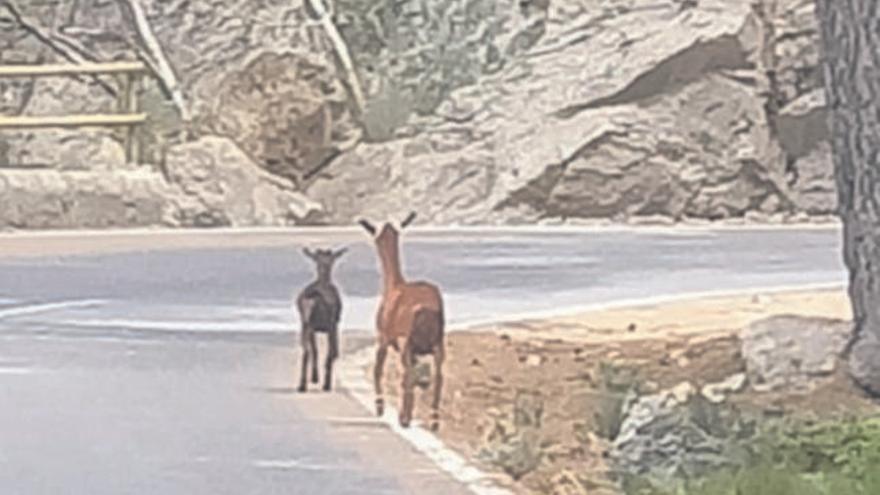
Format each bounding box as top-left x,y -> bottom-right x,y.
333,247 -> 348,259
400,211 -> 417,229
302,247 -> 316,260
358,219 -> 376,235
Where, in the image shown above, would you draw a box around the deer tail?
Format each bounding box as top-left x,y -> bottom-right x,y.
410,307 -> 444,355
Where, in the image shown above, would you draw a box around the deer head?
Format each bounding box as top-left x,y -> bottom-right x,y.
358,212 -> 417,287
358,211 -> 417,243
303,247 -> 347,281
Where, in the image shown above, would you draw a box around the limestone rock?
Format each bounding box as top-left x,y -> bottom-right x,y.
0,0 -> 839,227
311,0 -> 832,225
1,129 -> 127,171
0,169 -> 173,229
611,382 -> 753,490
741,315 -> 852,393
164,137 -> 325,227
211,52 -> 360,183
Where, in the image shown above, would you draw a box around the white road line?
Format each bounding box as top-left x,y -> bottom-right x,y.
0,299 -> 106,320
325,416 -> 389,427
251,459 -> 339,471
338,347 -> 514,495
0,367 -> 36,375
54,318 -> 290,333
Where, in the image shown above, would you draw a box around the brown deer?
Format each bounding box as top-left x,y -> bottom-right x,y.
296,247 -> 346,393
358,212 -> 446,430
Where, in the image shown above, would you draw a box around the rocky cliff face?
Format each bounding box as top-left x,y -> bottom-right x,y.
0,0 -> 833,228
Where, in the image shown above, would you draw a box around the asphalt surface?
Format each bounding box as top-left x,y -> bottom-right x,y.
0,227 -> 846,494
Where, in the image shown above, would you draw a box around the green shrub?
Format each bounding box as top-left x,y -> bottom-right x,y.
749,416 -> 880,479
623,416 -> 880,495
593,361 -> 639,439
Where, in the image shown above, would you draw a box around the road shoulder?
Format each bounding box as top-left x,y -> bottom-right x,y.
347,287 -> 873,494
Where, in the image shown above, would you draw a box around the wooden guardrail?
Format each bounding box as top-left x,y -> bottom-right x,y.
0,61 -> 149,163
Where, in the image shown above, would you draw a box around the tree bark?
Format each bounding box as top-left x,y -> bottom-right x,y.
816,0 -> 880,395
117,0 -> 189,122
306,0 -> 366,116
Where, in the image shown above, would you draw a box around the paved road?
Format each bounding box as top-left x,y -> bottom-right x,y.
0,227 -> 846,494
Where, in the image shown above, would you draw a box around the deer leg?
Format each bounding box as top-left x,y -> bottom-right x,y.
399,345 -> 415,428
298,328 -> 311,393
309,331 -> 319,384
374,343 -> 389,416
430,345 -> 445,432
323,328 -> 339,392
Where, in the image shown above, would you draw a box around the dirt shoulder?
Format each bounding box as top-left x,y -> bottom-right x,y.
374,287 -> 877,494
467,287 -> 851,344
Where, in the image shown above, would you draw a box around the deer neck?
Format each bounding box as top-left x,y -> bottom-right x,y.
315,269 -> 332,286
378,243 -> 405,291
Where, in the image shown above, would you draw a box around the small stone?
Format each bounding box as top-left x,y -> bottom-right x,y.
669,348 -> 688,360
763,404 -> 786,417
640,381 -> 660,394
669,382 -> 695,403
627,323 -> 637,333
785,211 -> 811,224
627,214 -> 675,226
543,442 -> 573,458
701,373 -> 747,403
549,469 -> 590,495
538,216 -> 565,226
745,211 -> 771,223
816,356 -> 837,374
526,354 -> 544,367
286,192 -> 323,220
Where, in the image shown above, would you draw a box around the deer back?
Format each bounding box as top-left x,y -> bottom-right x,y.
297,281 -> 342,331
377,281 -> 443,343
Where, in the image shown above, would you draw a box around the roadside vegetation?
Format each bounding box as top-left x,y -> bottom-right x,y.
624,416 -> 880,495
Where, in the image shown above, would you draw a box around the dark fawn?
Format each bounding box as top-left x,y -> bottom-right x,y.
358,212 -> 446,430
296,247 -> 346,392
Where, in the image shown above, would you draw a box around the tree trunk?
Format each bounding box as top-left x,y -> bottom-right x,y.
816,0 -> 880,395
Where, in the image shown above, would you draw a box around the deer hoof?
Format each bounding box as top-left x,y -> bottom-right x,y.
322,382 -> 332,392
375,398 -> 384,417
297,384 -> 307,393
311,374 -> 320,384
398,415 -> 411,428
